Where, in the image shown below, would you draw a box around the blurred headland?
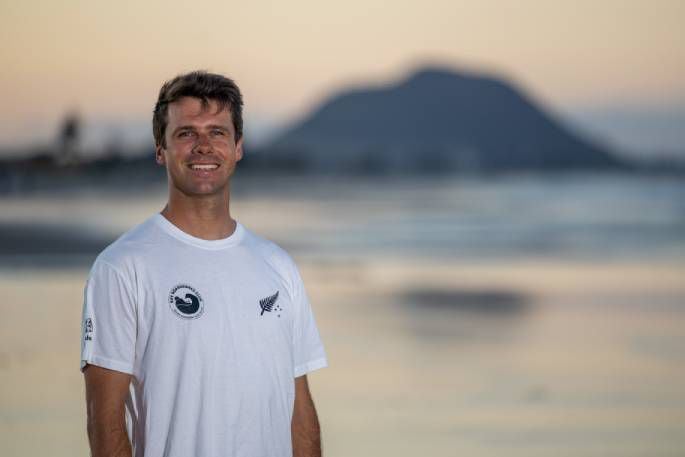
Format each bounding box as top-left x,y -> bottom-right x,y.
260,66 -> 625,173
1,65 -> 683,194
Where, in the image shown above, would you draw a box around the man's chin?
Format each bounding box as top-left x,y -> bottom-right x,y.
189,187 -> 226,197
171,183 -> 228,199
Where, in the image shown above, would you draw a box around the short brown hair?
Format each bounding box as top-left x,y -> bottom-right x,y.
153,71 -> 243,148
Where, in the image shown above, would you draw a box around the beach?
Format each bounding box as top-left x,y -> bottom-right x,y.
1,174 -> 684,455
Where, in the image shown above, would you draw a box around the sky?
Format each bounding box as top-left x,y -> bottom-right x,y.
1,0 -> 684,158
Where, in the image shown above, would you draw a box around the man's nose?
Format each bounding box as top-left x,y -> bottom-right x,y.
193,133 -> 212,153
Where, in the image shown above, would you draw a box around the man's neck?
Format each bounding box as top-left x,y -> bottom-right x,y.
161,190 -> 236,241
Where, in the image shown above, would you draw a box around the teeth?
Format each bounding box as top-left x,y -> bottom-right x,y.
190,164 -> 218,170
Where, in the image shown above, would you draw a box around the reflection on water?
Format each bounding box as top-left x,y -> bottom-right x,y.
1,173 -> 685,456
403,288 -> 529,313
0,222 -> 109,255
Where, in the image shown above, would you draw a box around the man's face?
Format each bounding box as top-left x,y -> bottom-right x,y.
156,96 -> 243,198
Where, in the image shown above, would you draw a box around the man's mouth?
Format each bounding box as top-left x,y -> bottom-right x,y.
188,163 -> 219,171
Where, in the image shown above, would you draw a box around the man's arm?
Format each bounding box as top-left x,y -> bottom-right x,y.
83,364 -> 132,457
292,375 -> 322,457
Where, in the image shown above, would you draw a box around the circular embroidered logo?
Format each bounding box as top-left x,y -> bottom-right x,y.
169,284 -> 204,319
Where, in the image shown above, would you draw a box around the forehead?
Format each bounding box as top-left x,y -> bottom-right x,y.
167,97 -> 233,128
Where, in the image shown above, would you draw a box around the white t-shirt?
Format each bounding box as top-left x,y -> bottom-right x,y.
80,214 -> 327,457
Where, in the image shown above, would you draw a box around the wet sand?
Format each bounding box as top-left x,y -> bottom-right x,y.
1,258 -> 684,456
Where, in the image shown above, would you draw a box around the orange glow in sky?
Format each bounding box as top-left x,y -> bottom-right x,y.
0,0 -> 683,147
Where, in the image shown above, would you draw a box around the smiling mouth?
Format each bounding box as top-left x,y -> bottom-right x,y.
188,163 -> 220,171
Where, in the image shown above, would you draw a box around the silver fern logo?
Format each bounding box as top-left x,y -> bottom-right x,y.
259,291 -> 281,317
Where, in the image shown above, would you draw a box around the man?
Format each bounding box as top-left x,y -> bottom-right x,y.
80,71 -> 328,457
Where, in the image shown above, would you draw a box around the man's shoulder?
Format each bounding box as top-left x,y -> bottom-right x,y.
240,225 -> 299,273
92,215 -> 161,272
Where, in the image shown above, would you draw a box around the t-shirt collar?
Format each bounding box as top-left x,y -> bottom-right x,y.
153,213 -> 245,250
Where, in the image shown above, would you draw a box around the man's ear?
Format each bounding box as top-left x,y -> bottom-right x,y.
235,138 -> 244,162
155,145 -> 166,165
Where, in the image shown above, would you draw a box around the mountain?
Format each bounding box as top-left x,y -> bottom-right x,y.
261,67 -> 626,173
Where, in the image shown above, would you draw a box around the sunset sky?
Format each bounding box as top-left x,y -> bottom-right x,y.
1,0 -> 683,157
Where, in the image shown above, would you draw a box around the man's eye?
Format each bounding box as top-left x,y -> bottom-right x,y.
178,131 -> 194,138
211,129 -> 225,136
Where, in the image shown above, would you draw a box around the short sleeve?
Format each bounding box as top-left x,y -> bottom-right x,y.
291,265 -> 328,378
80,260 -> 137,375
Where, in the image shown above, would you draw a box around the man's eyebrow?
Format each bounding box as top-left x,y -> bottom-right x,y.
170,125 -> 232,136
206,125 -> 231,132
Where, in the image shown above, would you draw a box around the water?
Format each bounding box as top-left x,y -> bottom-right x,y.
1,172 -> 685,456
235,173 -> 685,262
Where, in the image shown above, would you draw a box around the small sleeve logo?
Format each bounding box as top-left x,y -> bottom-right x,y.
84,318 -> 94,341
